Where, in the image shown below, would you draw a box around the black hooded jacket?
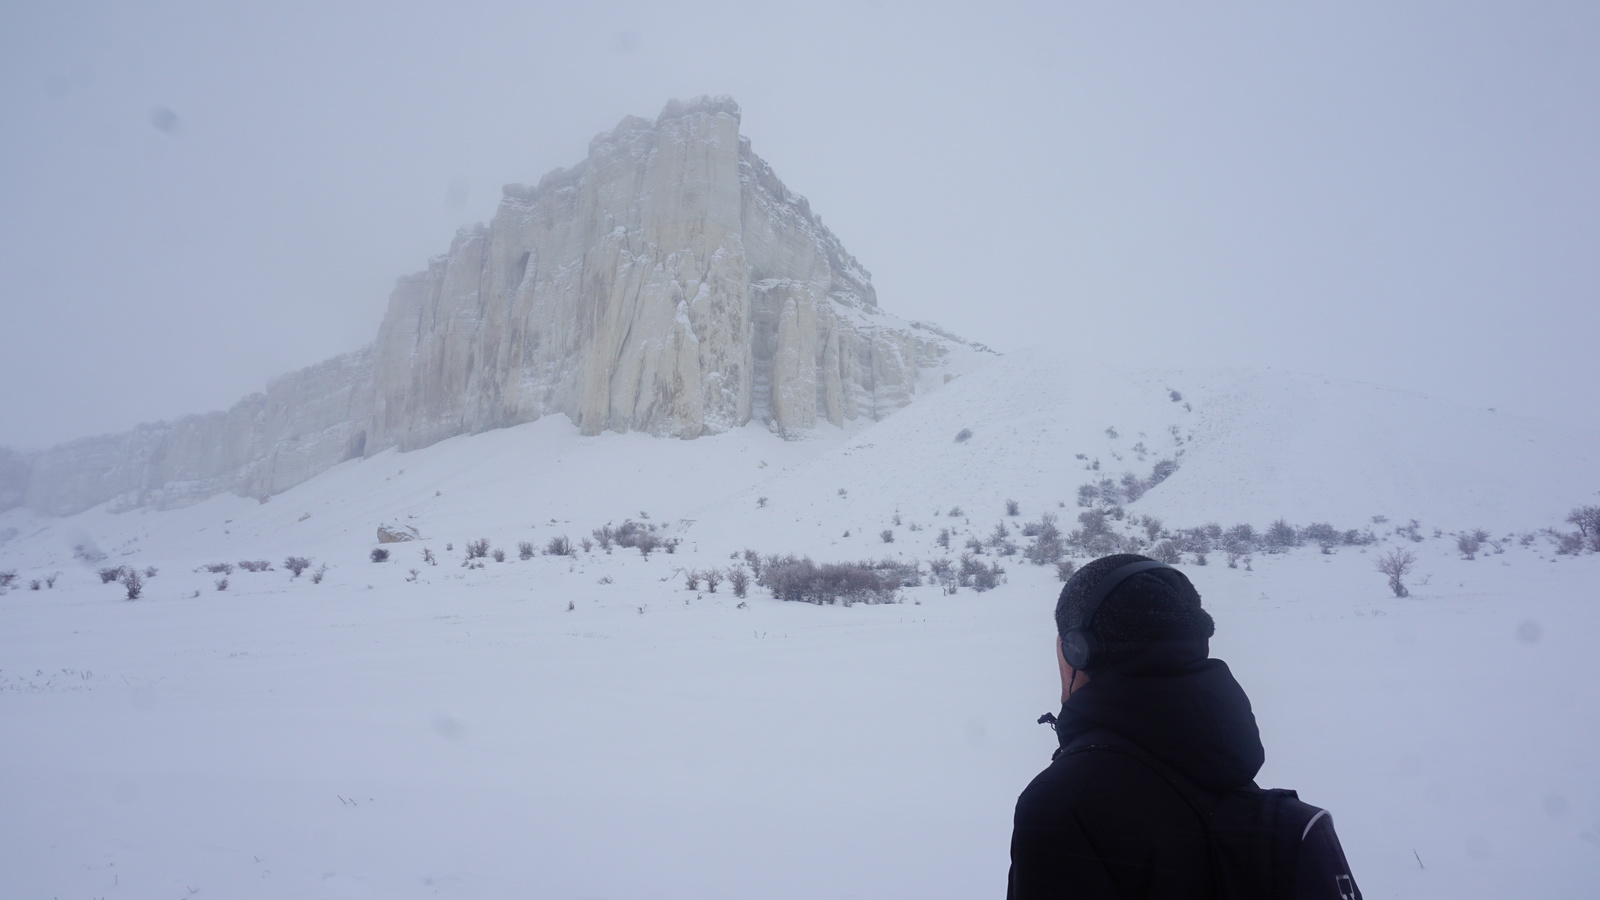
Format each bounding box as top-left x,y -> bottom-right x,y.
1007,639 -> 1266,899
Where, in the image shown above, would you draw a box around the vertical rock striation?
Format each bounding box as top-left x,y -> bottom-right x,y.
3,96 -> 988,516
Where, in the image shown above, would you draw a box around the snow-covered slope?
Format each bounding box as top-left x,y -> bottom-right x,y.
2,356 -> 1597,900
1146,367 -> 1595,530
3,349 -> 1591,573
682,348 -> 1597,560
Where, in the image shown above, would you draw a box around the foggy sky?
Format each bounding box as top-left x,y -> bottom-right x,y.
2,1 -> 1596,450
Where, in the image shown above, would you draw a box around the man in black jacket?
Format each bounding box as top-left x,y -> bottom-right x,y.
1007,553 -> 1358,899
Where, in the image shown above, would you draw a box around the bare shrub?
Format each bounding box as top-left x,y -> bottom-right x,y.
1056,560 -> 1077,582
1375,548 -> 1417,598
518,541 -> 535,560
1149,459 -> 1178,485
144,566 -> 158,578
936,528 -> 951,549
1121,472 -> 1148,503
880,529 -> 895,543
1301,523 -> 1340,546
1457,532 -> 1482,560
729,567 -> 750,598
759,556 -> 910,605
959,554 -> 1006,592
113,568 -> 142,599
756,496 -> 768,508
237,559 -> 273,573
1005,499 -> 1020,517
1565,505 -> 1600,540
1024,514 -> 1063,565
370,548 -> 390,563
1152,540 -> 1183,564
215,577 -> 229,591
311,564 -> 327,584
423,548 -> 436,566
948,506 -> 965,517
581,538 -> 594,553
704,568 -> 723,593
29,579 -> 40,590
634,531 -> 661,558
97,566 -> 126,584
45,572 -> 60,588
285,557 -> 312,577
685,570 -> 701,591
492,548 -> 506,563
466,538 -> 491,560
199,562 -> 234,575
1265,519 -> 1299,552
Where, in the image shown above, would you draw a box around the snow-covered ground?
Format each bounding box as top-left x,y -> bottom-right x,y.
2,351 -> 1597,899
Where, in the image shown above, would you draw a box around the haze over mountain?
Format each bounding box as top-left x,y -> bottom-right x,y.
0,97 -> 986,518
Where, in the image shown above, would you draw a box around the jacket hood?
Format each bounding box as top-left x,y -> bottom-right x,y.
1055,637 -> 1265,790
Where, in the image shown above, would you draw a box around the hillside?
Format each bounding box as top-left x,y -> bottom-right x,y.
2,355 -> 1597,900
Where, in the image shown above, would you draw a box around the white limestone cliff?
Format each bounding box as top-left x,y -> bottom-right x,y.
1,96 -> 989,516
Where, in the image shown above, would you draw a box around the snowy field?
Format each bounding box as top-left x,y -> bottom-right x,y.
3,353 -> 1597,898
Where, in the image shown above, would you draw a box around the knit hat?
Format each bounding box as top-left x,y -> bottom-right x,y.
1056,553 -> 1215,671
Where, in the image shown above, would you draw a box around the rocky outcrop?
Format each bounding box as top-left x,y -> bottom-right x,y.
17,349 -> 373,515
3,96 -> 987,516
366,95 -> 974,448
377,524 -> 420,543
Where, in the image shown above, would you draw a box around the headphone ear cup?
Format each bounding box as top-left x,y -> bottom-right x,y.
1061,628 -> 1094,671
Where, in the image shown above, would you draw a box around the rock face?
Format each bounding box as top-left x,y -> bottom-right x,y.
3,96 -> 987,516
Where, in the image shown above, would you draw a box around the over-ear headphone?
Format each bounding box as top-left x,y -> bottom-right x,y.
1060,560 -> 1174,671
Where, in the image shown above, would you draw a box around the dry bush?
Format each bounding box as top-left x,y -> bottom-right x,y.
1375,548 -> 1417,598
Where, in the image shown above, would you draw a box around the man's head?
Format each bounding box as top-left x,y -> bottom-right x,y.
1055,553 -> 1214,679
